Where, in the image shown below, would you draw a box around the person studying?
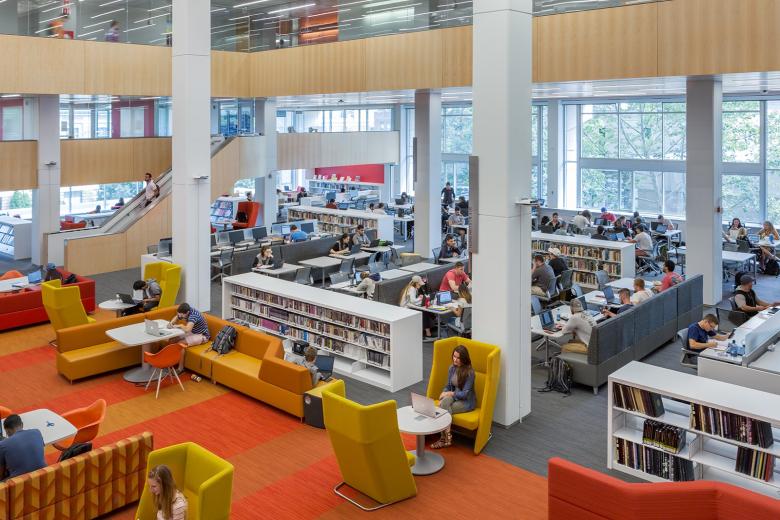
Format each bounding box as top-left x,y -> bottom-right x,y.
352,224 -> 370,246
734,275 -> 780,318
558,299 -> 595,354
547,247 -> 568,277
439,236 -> 462,261
439,261 -> 471,292
431,345 -> 475,449
531,254 -> 554,297
0,414 -> 46,481
253,245 -> 274,268
288,224 -> 308,243
168,303 -> 210,371
601,289 -> 633,318
630,278 -> 654,305
330,233 -> 352,255
686,314 -> 729,350
401,275 -> 433,338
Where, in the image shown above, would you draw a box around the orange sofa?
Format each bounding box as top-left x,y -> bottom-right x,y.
0,432 -> 152,520
548,457 -> 780,520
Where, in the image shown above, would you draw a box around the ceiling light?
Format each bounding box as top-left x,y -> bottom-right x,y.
1,94 -> 20,98
234,0 -> 267,7
363,0 -> 408,7
91,8 -> 125,19
268,3 -> 315,14
99,0 -> 124,6
148,5 -> 172,11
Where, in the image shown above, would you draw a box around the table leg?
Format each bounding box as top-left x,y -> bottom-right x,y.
435,313 -> 442,339
409,434 -> 445,475
320,267 -> 326,287
123,342 -> 158,383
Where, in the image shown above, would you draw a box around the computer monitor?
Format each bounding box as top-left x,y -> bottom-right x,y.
436,291 -> 453,305
281,225 -> 291,235
540,310 -> 554,328
607,233 -> 617,240
594,218 -> 606,226
602,285 -> 615,302
228,230 -> 245,245
158,238 -> 172,257
348,189 -> 359,199
210,234 -> 217,248
655,224 -> 667,234
300,222 -> 315,234
395,198 -> 405,205
216,232 -> 231,246
252,227 -> 268,241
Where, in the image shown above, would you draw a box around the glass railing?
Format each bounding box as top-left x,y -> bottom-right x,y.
2,0 -> 659,52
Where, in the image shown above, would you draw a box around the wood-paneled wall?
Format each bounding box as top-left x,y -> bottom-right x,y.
212,51 -> 250,98
277,132 -> 399,170
61,138 -> 171,187
0,141 -> 37,191
210,138 -> 241,200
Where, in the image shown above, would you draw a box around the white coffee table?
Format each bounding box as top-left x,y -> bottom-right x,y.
1,409 -> 77,446
99,299 -> 137,318
396,405 -> 452,475
107,320 -> 184,384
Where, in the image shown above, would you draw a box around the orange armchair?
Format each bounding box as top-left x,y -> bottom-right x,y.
53,398 -> 106,451
232,201 -> 260,229
0,270 -> 23,281
0,405 -> 12,418
144,342 -> 186,399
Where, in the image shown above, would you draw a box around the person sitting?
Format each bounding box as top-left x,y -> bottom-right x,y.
124,278 -> 162,315
355,271 -> 377,300
168,303 -> 210,370
294,346 -> 325,386
0,414 -> 46,481
686,314 -> 729,351
401,275 -> 433,338
599,207 -> 616,223
439,235 -> 461,261
758,221 -> 779,269
613,216 -> 629,237
351,224 -> 370,246
431,344 -> 475,449
295,187 -> 308,202
288,224 -> 308,243
447,207 -> 465,228
722,217 -> 745,242
147,464 -> 188,520
455,196 -> 468,213
602,288 -> 633,318
547,247 -> 568,277
571,210 -> 591,230
329,233 -> 352,255
447,284 -> 472,328
630,278 -> 654,304
531,254 -> 554,297
591,225 -> 610,241
111,197 -> 125,210
549,212 -> 565,232
632,211 -> 643,224
325,198 -> 338,209
658,260 -> 683,292
43,262 -> 64,282
557,298 -> 595,354
367,202 -> 376,213
90,205 -> 102,214
373,202 -> 387,214
734,275 -> 780,318
252,245 -> 274,268
655,214 -> 673,228
628,224 -> 653,258
439,261 -> 471,292
455,227 -> 468,250
539,215 -> 551,229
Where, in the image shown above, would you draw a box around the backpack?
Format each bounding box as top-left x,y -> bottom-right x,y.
209,325 -> 237,356
58,442 -> 92,462
539,356 -> 573,396
235,211 -> 248,223
63,273 -> 78,284
764,258 -> 780,276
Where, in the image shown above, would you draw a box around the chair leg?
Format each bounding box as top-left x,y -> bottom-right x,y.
155,369 -> 163,399
333,482 -> 412,511
145,368 -> 158,391
172,368 -> 186,392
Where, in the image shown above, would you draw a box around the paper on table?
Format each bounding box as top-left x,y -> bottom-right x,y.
713,340 -> 729,351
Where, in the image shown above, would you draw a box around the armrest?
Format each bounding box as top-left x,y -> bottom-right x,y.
259,356 -> 313,394
197,464 -> 234,520
57,315 -> 142,353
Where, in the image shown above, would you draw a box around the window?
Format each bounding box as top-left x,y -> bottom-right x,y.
60,182 -> 143,215
722,101 -> 760,163
234,178 -> 254,198
531,104 -> 548,200
1,103 -> 23,140
581,103 -> 618,158
441,105 -> 472,154
441,160 -> 469,198
0,190 -> 33,219
722,175 -> 761,224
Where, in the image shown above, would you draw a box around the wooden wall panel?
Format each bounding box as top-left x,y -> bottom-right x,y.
0,36 -> 20,94
65,233 -> 126,276
249,47 -> 304,97
61,138 -> 171,186
365,31 -> 443,91
132,138 -> 172,178
210,138 -> 241,200
536,3 -> 658,83
659,0 -> 780,77
15,37 -> 86,94
212,51 -> 250,98
124,196 -> 171,270
84,42 -> 171,96
0,141 -> 38,191
442,26 -> 472,87
301,40 -> 367,94
532,17 -> 540,83
277,132 -> 399,170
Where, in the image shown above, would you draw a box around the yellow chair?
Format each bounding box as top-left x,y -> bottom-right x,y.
41,279 -> 95,334
426,337 -> 501,454
322,380 -> 417,511
143,261 -> 181,308
136,442 -> 234,520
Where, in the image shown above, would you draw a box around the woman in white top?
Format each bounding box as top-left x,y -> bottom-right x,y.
558,299 -> 595,354
630,278 -> 654,305
401,275 -> 432,338
446,284 -> 472,329
148,465 -> 187,520
722,217 -> 746,241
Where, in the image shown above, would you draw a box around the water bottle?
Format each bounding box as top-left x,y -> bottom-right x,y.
555,310 -> 560,321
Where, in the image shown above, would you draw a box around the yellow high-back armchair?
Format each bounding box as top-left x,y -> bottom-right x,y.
143,261 -> 181,308
41,279 -> 94,332
136,442 -> 234,520
322,380 -> 417,511
426,337 -> 501,454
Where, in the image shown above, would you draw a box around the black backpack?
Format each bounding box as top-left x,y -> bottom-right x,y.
539,356 -> 573,396
764,258 -> 780,276
58,442 -> 92,462
209,325 -> 237,356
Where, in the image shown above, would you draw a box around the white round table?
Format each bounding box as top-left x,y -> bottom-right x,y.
99,299 -> 137,318
396,405 -> 452,475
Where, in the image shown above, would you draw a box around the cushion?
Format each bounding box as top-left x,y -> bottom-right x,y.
211,351 -> 262,378
59,341 -> 131,362
451,409 -> 480,430
406,451 -> 416,467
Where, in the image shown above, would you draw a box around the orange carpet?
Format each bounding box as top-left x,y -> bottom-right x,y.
1,315 -> 548,519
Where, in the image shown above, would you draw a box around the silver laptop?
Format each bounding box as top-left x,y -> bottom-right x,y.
144,319 -> 167,337
411,392 -> 446,419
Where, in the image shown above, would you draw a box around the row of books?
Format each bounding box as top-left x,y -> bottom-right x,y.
642,419 -> 687,454
366,350 -> 391,368
613,383 -> 666,417
736,447 -> 776,482
690,404 -> 774,448
289,209 -> 381,229
615,438 -> 695,482
568,258 -> 622,276
532,241 -> 623,262
572,271 -> 599,287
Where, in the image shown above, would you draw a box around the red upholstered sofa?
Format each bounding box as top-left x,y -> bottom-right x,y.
548,457 -> 780,519
0,269 -> 95,331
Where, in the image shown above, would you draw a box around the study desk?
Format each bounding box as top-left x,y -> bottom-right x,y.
399,262 -> 440,274
722,250 -> 758,280
606,277 -> 637,291
394,215 -> 414,238
1,409 -> 77,446
396,405 -> 451,475
99,298 -> 137,318
438,256 -> 468,265
407,303 -> 454,340
298,256 -> 343,287
328,251 -> 371,261
379,268 -> 412,280
253,263 -> 301,279
362,244 -> 405,254
531,305 -> 572,366
108,320 -> 184,384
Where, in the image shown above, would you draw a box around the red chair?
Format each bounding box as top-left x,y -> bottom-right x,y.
0,405 -> 12,419
0,270 -> 23,281
144,343 -> 186,399
53,399 -> 107,451
232,201 -> 260,229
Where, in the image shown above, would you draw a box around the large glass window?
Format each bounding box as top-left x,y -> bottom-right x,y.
441,105 -> 472,154
0,190 -> 33,219
722,101 -> 761,163
531,104 -> 548,200
441,161 -> 470,198
722,175 -> 761,223
60,182 -> 143,215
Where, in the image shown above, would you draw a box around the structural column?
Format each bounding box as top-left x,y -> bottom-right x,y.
254,98 -> 278,228
172,0 -> 211,310
413,90 -> 441,259
686,79 -> 723,305
472,0 -> 533,425
546,100 -> 564,208
31,95 -> 60,265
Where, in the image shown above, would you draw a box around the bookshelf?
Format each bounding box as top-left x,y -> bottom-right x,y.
0,216 -> 31,260
609,361 -> 780,498
308,178 -> 385,201
222,273 -> 422,392
288,206 -> 395,240
210,196 -> 244,226
531,231 -> 635,289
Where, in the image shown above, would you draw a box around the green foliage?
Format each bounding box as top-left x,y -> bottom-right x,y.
9,191 -> 31,210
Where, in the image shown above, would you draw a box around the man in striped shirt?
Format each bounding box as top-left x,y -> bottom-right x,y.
168,303 -> 210,371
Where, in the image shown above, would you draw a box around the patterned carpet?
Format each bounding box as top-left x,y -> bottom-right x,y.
1,312 -> 548,519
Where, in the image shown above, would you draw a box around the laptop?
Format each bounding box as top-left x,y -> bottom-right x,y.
539,310 -> 557,332
576,295 -> 601,318
350,244 -> 362,254
540,225 -> 554,234
26,271 -> 42,284
607,233 -> 618,241
144,319 -> 167,337
272,256 -> 284,269
655,224 -> 667,234
252,227 -> 268,241
411,392 -> 446,418
117,293 -> 136,304
594,218 -> 606,226
602,285 -> 619,304
368,239 -> 381,247
395,198 -> 405,205
315,355 -> 335,380
436,291 -> 453,305
300,222 -> 315,234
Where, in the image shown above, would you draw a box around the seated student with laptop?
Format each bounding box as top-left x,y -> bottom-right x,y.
167,303 -> 210,371
687,314 -> 730,350
601,288 -> 633,318
631,278 -> 654,304
440,261 -> 471,292
431,344 -> 475,449
591,225 -> 610,241
293,346 -> 329,386
352,224 -> 371,246
123,278 -> 162,315
557,298 -> 595,354
252,245 -> 275,269
439,235 -> 461,261
288,224 -> 308,243
329,233 -> 352,255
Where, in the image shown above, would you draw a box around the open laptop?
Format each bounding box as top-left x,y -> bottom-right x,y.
594,218 -> 606,226
368,239 -> 382,248
144,319 -> 167,337
602,285 -> 620,304
350,243 -> 362,254
118,293 -> 136,305
576,295 -> 601,318
26,271 -> 42,284
411,393 -> 446,418
315,355 -> 335,380
607,233 -> 618,241
436,291 -> 453,305
539,310 -> 557,332
655,224 -> 667,234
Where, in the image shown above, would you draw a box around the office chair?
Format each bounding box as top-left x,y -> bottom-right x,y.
714,298 -> 749,328
432,247 -> 441,262
677,328 -> 698,369
557,270 -> 574,299
444,307 -> 472,338
295,266 -> 313,285
339,258 -> 354,274
736,239 -> 751,253
210,249 -> 233,282
530,295 -> 542,316
723,242 -> 738,252
329,272 -> 350,285
147,244 -> 158,255
570,284 -> 584,299
595,270 -> 611,289
537,277 -> 559,307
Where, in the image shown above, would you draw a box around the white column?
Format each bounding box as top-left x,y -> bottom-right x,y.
546,100 -> 564,208
686,78 -> 723,305
255,98 -> 278,228
172,0 -> 211,309
31,95 -> 61,265
472,0 -> 533,425
413,89 -> 441,259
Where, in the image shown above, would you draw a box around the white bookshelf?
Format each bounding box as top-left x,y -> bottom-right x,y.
222,273 -> 422,392
0,216 -> 31,259
288,206 -> 395,241
608,361 -> 780,498
531,231 -> 635,289
308,178 -> 384,199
